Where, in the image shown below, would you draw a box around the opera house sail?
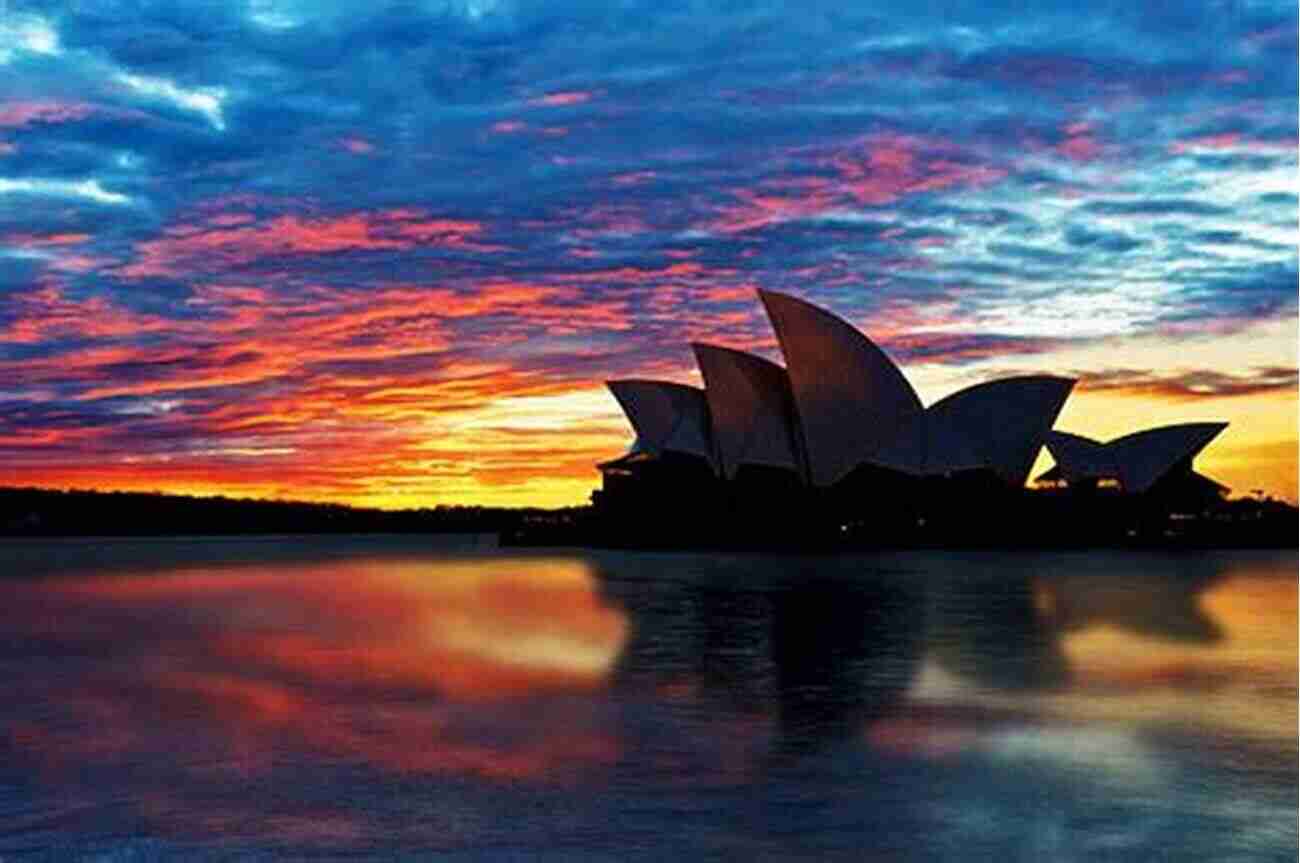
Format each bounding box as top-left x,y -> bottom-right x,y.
692,343 -> 804,482
593,289 -> 1234,546
605,379 -> 716,465
1038,423 -> 1229,497
595,380 -> 719,519
758,289 -> 924,488
919,376 -> 1076,487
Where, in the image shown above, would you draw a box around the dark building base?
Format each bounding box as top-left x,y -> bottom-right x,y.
541,465 -> 1298,551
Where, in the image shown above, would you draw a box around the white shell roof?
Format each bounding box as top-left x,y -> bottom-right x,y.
926,376 -> 1075,486
1044,422 -> 1227,492
602,292 -> 1221,497
871,414 -> 991,477
1042,430 -> 1115,478
692,343 -> 803,480
870,376 -> 1074,484
759,289 -> 923,487
1106,422 -> 1228,492
606,379 -> 717,469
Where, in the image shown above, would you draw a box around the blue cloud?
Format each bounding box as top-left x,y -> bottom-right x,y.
1063,225 -> 1142,252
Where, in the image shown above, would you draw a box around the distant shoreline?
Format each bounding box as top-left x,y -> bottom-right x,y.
0,532 -> 499,544
2,485 -> 1294,552
0,485 -> 582,539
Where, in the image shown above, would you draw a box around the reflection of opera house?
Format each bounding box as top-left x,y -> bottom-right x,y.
593,290 -> 1229,546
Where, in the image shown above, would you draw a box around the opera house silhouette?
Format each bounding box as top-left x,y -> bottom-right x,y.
593,290 -> 1229,547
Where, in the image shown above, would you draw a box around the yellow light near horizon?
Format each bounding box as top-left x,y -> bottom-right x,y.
14,311 -> 1296,509
913,315 -> 1298,504
1044,387 -> 1298,503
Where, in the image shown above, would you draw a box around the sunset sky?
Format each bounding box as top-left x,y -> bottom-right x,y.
1,1 -> 1295,507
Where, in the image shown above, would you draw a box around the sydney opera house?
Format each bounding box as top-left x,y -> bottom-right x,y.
593,290 -> 1230,546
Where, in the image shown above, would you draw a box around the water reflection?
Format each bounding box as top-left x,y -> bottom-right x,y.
0,542 -> 1293,857
595,552 -> 1231,748
772,574 -> 924,751
2,555 -> 628,799
927,575 -> 1069,691
925,554 -> 1224,692
594,561 -> 925,752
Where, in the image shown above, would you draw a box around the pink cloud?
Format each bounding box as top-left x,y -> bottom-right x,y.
1057,135 -> 1101,161
339,137 -> 375,155
710,183 -> 841,233
119,208 -> 496,278
488,120 -> 568,139
528,90 -> 597,108
708,135 -> 1006,234
697,285 -> 757,303
609,171 -> 656,187
0,101 -> 95,128
0,283 -> 173,345
257,281 -> 637,347
2,232 -> 91,247
208,213 -> 258,228
48,255 -> 112,274
558,261 -> 717,286
563,203 -> 651,239
1051,121 -> 1102,162
834,134 -> 1005,205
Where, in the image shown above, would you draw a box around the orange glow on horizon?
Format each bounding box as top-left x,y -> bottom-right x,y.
9,387 -> 1296,509
5,279 -> 1295,509
12,377 -> 1294,509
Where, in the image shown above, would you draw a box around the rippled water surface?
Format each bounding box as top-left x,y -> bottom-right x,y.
1,538 -> 1295,860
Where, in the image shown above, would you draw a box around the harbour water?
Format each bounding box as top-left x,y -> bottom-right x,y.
0,538 -> 1294,860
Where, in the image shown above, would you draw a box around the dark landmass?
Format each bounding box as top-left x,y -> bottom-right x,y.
0,486 -> 585,540
1,485 -> 1293,550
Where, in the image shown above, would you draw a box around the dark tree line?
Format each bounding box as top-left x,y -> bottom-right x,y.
1,485 -> 1291,548
0,486 -> 588,538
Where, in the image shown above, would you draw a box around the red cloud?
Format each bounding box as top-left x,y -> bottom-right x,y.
834,135 -> 1007,204
0,283 -> 173,345
709,135 -> 1006,234
120,208 -> 495,278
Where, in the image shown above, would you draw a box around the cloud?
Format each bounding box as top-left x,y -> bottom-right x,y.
1062,224 -> 1142,252
115,72 -> 228,130
1074,366 -> 1298,399
528,90 -> 597,107
0,101 -> 95,128
0,13 -> 59,63
0,177 -> 129,205
0,0 -> 1293,504
119,208 -> 492,278
1080,198 -> 1233,217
